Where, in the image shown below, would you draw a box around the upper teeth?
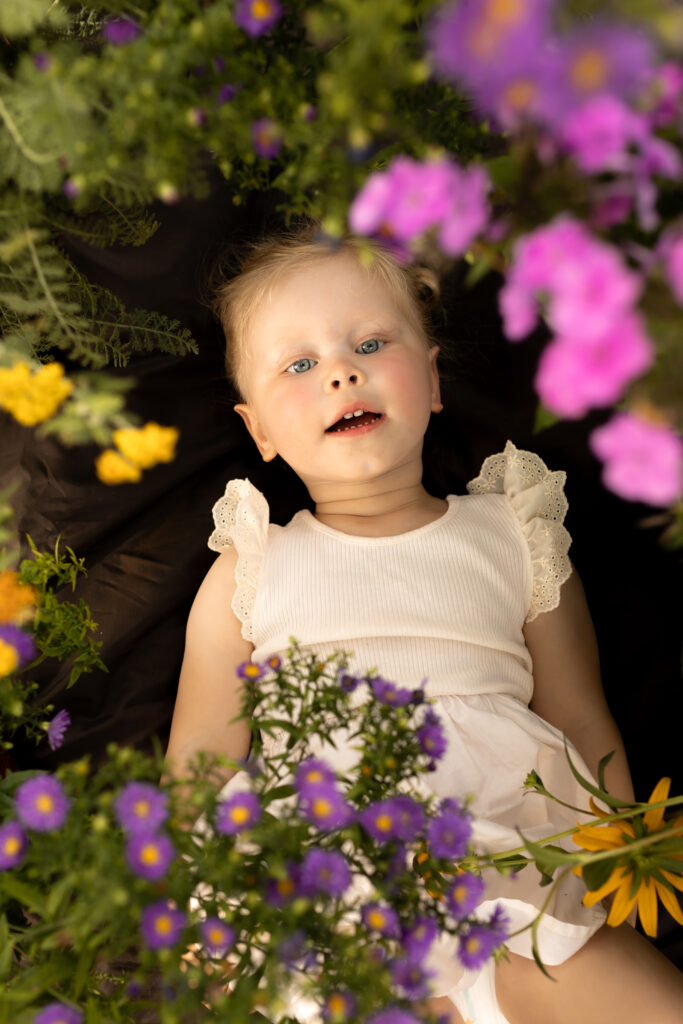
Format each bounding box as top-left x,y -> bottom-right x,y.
343,410 -> 365,419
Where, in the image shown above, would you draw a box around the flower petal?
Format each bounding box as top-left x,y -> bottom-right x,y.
642,777 -> 671,833
661,870 -> 683,893
636,877 -> 658,937
606,875 -> 638,927
573,823 -> 633,850
654,879 -> 683,927
582,866 -> 629,907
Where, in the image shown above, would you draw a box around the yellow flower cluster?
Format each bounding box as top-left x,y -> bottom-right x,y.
0,640 -> 18,677
95,422 -> 179,485
0,571 -> 37,625
0,361 -> 73,427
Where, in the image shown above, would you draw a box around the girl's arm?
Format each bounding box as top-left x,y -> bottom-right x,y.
165,546 -> 253,791
523,562 -> 635,806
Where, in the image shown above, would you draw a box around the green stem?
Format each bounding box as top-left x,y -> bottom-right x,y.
25,232 -> 78,343
0,99 -> 61,166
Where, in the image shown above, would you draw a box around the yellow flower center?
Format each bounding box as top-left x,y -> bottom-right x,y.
252,0 -> 272,17
141,844 -> 160,865
209,926 -> 225,944
312,797 -> 332,818
305,770 -> 323,784
571,49 -> 609,92
470,0 -> 527,58
376,814 -> 393,832
327,994 -> 347,1015
230,805 -> 250,824
36,794 -> 54,814
465,935 -> 481,953
0,640 -> 18,677
277,878 -> 294,896
453,884 -> 467,903
155,915 -> 172,934
503,78 -> 537,111
244,663 -> 261,677
367,910 -> 386,929
3,836 -> 20,855
134,800 -> 150,818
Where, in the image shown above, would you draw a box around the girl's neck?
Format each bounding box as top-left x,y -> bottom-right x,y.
311,482 -> 448,538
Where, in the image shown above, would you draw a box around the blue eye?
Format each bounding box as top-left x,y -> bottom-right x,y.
286,357 -> 317,374
357,338 -> 383,354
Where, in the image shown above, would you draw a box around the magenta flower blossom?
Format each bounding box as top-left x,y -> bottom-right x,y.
251,119 -> 282,159
215,791 -> 261,834
370,678 -> 414,707
447,872 -> 485,920
361,902 -> 401,938
200,916 -> 236,957
140,900 -> 185,950
322,991 -> 356,1023
390,957 -> 435,1000
0,624 -> 35,667
589,412 -> 683,506
560,94 -> 645,176
102,18 -> 141,46
650,62 -> 683,128
47,709 -> 71,751
457,921 -> 501,970
534,313 -> 654,419
0,821 -> 28,869
427,806 -> 471,859
126,833 -> 175,881
659,225 -> 683,306
114,781 -> 168,835
402,915 -> 438,962
300,847 -> 352,898
15,775 -> 69,832
234,0 -> 282,38
34,1004 -> 83,1024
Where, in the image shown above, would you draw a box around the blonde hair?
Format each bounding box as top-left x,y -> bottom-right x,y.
212,224 -> 441,400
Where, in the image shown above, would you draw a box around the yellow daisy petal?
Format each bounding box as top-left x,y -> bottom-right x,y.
589,797 -> 611,819
582,866 -> 629,907
642,777 -> 671,833
606,875 -> 638,927
661,870 -> 683,894
654,880 -> 683,928
636,877 -> 658,937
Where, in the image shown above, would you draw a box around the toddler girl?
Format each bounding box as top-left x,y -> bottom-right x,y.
166,226 -> 683,1024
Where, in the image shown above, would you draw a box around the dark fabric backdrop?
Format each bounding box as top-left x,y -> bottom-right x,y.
2,173 -> 681,964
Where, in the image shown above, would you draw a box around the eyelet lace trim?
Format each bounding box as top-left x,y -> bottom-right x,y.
466,440 -> 572,622
207,479 -> 269,643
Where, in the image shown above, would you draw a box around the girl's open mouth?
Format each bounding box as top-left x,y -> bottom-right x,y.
325,411 -> 384,434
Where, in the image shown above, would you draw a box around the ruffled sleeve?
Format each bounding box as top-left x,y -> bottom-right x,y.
466,440 -> 572,622
207,479 -> 269,643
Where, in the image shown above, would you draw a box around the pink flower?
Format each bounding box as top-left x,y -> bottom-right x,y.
548,242 -> 642,341
659,226 -> 683,306
534,313 -> 654,419
589,412 -> 683,506
560,94 -> 644,175
380,157 -> 456,242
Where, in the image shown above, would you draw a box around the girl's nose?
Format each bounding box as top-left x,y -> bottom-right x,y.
324,359 -> 366,392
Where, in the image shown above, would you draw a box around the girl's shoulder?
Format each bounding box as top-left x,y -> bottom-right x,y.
207,478 -> 270,554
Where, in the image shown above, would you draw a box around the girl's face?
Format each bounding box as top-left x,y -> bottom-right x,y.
234,253 -> 442,497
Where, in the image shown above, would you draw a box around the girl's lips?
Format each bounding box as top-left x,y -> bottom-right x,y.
325,413 -> 385,437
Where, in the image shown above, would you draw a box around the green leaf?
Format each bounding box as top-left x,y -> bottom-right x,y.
0,0 -> 67,36
596,750 -> 615,795
0,914 -> 14,981
562,739 -> 630,810
533,402 -> 560,435
0,873 -> 47,915
581,856 -> 617,893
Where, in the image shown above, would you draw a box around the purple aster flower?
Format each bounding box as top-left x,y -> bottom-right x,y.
359,799 -> 402,841
140,900 -> 185,950
215,791 -> 261,834
0,624 -> 36,667
446,872 -> 485,920
487,904 -> 510,943
277,929 -> 306,967
102,18 -> 141,46
361,902 -> 401,938
295,757 -> 338,794
300,787 -> 353,830
34,1004 -> 83,1024
251,119 -> 283,159
15,775 -> 69,832
300,848 -> 352,898
322,991 -> 356,1023
457,921 -> 501,970
126,833 -> 175,881
114,782 -> 168,835
61,178 -> 81,200
200,916 -> 236,956
266,864 -> 300,905
339,672 -> 359,693
234,0 -> 283,38
534,312 -> 654,419
427,807 -> 471,859
589,411 -> 683,506
236,660 -> 265,682
417,714 -> 447,762
47,709 -> 71,751
0,821 -> 28,869
367,1008 -> 424,1024
392,795 -> 425,840
32,53 -> 52,73
370,677 -> 414,707
402,915 -> 438,963
217,83 -> 237,105
390,957 -> 435,1000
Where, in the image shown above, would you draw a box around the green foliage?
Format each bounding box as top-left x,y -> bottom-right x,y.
18,535 -> 106,687
0,0 -> 67,38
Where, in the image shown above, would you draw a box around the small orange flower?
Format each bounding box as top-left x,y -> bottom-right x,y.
0,571 -> 37,624
573,778 -> 683,937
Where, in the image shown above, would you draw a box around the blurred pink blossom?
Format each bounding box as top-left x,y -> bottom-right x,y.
649,62 -> 683,128
589,412 -> 683,505
659,227 -> 683,306
560,94 -> 642,174
534,314 -> 654,418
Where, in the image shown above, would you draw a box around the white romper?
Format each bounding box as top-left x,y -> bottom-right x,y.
208,440 -> 606,1021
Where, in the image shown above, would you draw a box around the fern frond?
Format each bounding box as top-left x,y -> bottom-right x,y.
44,194 -> 160,248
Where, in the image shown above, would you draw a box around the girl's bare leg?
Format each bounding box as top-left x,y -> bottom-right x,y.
424,995 -> 466,1024
496,924 -> 683,1024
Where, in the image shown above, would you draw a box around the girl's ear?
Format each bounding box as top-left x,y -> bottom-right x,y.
429,346 -> 443,413
234,404 -> 277,462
